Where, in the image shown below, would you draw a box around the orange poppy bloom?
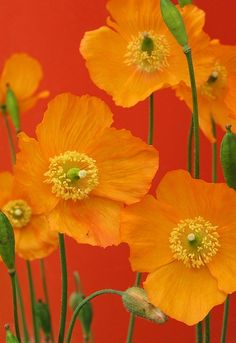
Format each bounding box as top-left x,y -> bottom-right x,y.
80,1 -> 212,107
0,53 -> 49,113
176,41 -> 236,142
121,170 -> 236,325
14,93 -> 158,247
0,172 -> 57,260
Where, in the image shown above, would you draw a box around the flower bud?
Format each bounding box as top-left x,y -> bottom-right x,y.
0,211 -> 15,272
5,324 -> 19,343
178,0 -> 192,7
35,300 -> 52,337
122,287 -> 167,324
160,0 -> 188,48
220,125 -> 236,189
6,84 -> 20,133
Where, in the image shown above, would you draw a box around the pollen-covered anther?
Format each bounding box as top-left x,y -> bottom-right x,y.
2,200 -> 32,228
169,216 -> 220,268
44,151 -> 99,201
124,31 -> 170,73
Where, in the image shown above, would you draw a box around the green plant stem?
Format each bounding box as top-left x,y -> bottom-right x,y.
26,260 -> 40,343
204,313 -> 210,343
15,274 -> 30,343
221,295 -> 230,343
40,259 -> 55,343
184,47 -> 200,179
211,118 -> 217,183
2,108 -> 16,164
187,115 -> 194,173
58,233 -> 68,343
9,271 -> 21,342
196,322 -> 203,343
66,289 -> 123,343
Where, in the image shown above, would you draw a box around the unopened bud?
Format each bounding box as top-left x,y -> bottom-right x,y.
35,300 -> 51,337
0,211 -> 15,272
5,324 -> 19,343
160,0 -> 188,48
6,85 -> 20,133
70,292 -> 93,337
220,125 -> 236,189
178,0 -> 192,7
122,287 -> 167,324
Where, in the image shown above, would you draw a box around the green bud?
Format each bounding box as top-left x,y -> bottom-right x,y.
6,84 -> 20,133
0,211 -> 15,272
122,287 -> 167,324
220,125 -> 236,189
5,324 -> 19,343
35,300 -> 52,337
160,0 -> 188,48
69,291 -> 93,337
178,0 -> 192,7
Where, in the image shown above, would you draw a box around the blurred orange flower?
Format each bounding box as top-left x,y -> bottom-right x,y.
80,1 -> 212,107
0,53 -> 49,113
0,172 -> 57,260
121,170 -> 236,325
176,41 -> 236,142
14,93 -> 158,247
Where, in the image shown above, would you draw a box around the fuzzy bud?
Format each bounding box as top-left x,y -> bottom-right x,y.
0,211 -> 15,272
220,125 -> 236,189
178,0 -> 192,7
6,85 -> 20,133
5,324 -> 19,343
35,300 -> 52,337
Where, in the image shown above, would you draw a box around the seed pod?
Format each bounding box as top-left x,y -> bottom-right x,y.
0,211 -> 15,272
178,0 -> 192,7
220,125 -> 236,189
6,84 -> 20,133
5,324 -> 19,343
160,0 -> 188,48
35,300 -> 52,337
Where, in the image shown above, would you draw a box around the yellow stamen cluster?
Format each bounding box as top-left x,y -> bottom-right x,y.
3,199 -> 32,228
124,31 -> 170,73
169,216 -> 220,268
201,63 -> 228,100
44,151 -> 99,201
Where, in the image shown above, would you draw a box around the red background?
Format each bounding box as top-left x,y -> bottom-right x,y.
0,1 -> 236,342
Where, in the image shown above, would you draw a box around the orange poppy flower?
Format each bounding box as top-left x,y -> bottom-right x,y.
0,53 -> 49,113
176,41 -> 236,142
0,172 -> 57,260
121,170 -> 236,325
14,93 -> 158,247
80,1 -> 212,107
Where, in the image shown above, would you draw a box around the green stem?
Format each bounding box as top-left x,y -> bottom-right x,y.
221,295 -> 230,343
211,118 -> 217,183
196,322 -> 203,343
15,274 -> 30,342
204,313 -> 210,343
187,115 -> 194,173
26,260 -> 40,343
40,259 -> 55,343
184,47 -> 200,179
73,271 -> 82,293
9,271 -> 21,342
58,233 -> 68,343
2,108 -> 16,164
65,289 -> 123,343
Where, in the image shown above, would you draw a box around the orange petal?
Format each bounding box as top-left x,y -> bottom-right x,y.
14,132 -> 59,214
48,196 -> 122,247
144,261 -> 226,325
0,172 -> 13,207
0,53 -> 43,101
121,195 -> 178,272
15,214 -> 58,260
89,127 -> 158,204
208,224 -> 236,294
36,93 -> 113,158
19,90 -> 50,113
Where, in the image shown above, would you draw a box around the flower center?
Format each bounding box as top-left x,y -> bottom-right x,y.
44,151 -> 99,201
2,199 -> 32,228
124,31 -> 170,73
200,63 -> 227,100
169,216 -> 220,268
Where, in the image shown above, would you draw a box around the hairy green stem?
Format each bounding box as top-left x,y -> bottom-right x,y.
221,295 -> 230,343
2,108 -> 16,164
66,289 -> 123,343
196,322 -> 203,343
15,274 -> 30,342
9,272 -> 21,342
204,313 -> 210,343
187,115 -> 194,173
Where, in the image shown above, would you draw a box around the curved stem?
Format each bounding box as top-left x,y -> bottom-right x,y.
204,313 -> 210,343
211,118 -> 217,183
15,274 -> 30,342
26,260 -> 40,343
9,272 -> 21,342
66,289 -> 123,343
2,109 -> 16,164
187,115 -> 194,173
221,295 -> 230,343
196,322 -> 203,343
58,233 -> 68,343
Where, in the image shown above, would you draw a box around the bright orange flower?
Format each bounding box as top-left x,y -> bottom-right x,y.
0,53 -> 49,112
176,41 -> 236,142
0,172 -> 57,260
80,1 -> 212,107
14,93 -> 158,247
121,170 -> 236,325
